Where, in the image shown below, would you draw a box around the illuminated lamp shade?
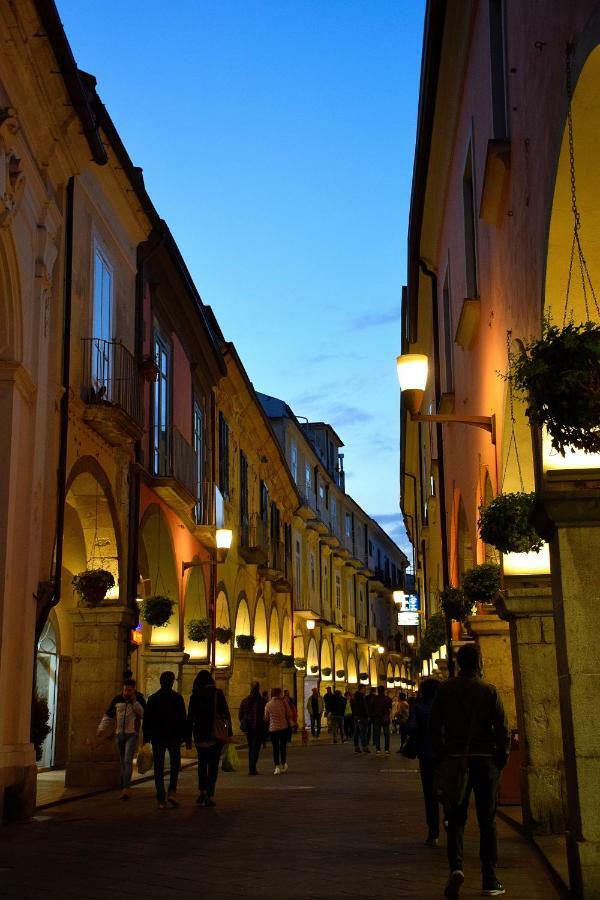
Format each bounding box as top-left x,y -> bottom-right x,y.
377,644 -> 385,655
306,619 -> 316,630
393,590 -> 406,606
216,528 -> 233,550
503,544 -> 551,576
542,428 -> 600,474
406,634 -> 415,645
396,353 -> 428,415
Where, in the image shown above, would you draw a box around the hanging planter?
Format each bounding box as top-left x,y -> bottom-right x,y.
187,618 -> 210,643
439,586 -> 474,623
310,665 -> 319,674
271,652 -> 294,667
321,667 -> 332,677
359,672 -> 369,682
236,634 -> 256,651
463,563 -> 501,604
72,569 -> 115,607
215,626 -> 233,644
141,595 -> 175,627
418,612 -> 446,661
479,491 -> 544,554
336,669 -> 345,679
510,320 -> 600,456
30,692 -> 51,762
294,657 -> 306,669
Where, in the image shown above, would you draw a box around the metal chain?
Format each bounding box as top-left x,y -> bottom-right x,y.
501,330 -> 525,493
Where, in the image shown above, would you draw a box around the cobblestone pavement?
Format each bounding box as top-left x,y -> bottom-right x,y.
1,735 -> 560,899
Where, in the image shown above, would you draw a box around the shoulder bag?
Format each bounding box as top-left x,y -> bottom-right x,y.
211,689 -> 233,744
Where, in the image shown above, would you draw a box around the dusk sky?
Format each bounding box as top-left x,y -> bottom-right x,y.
58,0 -> 425,559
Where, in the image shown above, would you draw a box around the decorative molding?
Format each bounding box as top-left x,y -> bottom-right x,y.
0,359 -> 36,404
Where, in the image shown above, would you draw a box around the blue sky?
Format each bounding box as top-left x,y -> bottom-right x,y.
58,0 -> 424,558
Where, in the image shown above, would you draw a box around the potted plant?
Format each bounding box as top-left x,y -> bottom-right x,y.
236,634 -> 255,651
321,667 -> 332,677
439,586 -> 474,623
418,612 -> 447,660
310,665 -> 319,674
359,672 -> 369,682
215,626 -> 232,644
294,657 -> 306,669
336,669 -> 345,679
478,492 -> 544,554
462,563 -> 501,604
187,618 -> 210,643
510,319 -> 600,455
72,568 -> 115,606
141,595 -> 174,627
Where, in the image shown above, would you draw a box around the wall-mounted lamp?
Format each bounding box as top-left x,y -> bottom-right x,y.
396,353 -> 496,443
377,644 -> 385,655
393,589 -> 406,605
406,634 -> 415,645
306,619 -> 316,630
182,528 -> 233,574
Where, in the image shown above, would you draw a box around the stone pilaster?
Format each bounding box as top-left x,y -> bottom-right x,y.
142,649 -> 190,698
496,575 -> 565,835
466,611 -> 517,730
65,606 -> 134,788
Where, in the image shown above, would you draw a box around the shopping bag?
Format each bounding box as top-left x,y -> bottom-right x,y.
221,742 -> 239,772
137,742 -> 153,775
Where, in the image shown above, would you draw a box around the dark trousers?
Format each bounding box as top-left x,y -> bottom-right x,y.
373,720 -> 390,751
331,715 -> 345,742
151,741 -> 181,802
247,729 -> 263,773
271,729 -> 288,766
353,717 -> 368,749
446,757 -> 500,882
419,756 -> 440,839
196,742 -> 222,798
344,715 -> 354,738
310,713 -> 321,737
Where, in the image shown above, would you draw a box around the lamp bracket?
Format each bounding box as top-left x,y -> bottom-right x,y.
411,412 -> 496,444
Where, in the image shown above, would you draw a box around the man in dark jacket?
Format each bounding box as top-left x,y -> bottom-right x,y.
351,685 -> 370,753
143,671 -> 187,809
371,686 -> 393,754
331,689 -> 346,744
430,643 -> 509,899
239,682 -> 267,775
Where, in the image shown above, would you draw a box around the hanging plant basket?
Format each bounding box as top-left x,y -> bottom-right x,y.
440,586 -> 474,623
271,652 -> 294,667
310,665 -> 319,674
321,667 -> 332,677
478,491 -> 544,554
72,569 -> 115,607
141,595 -> 174,627
294,657 -> 306,669
215,626 -> 232,644
463,563 -> 501,604
236,634 -> 255,651
359,672 -> 369,681
336,669 -> 345,679
30,692 -> 51,762
510,320 -> 600,456
394,677 -> 402,684
187,618 -> 210,643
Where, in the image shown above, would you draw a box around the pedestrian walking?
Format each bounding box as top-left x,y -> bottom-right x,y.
264,687 -> 294,774
284,688 -> 298,741
407,678 -> 440,846
186,670 -> 232,807
143,670 -> 187,809
307,687 -> 324,737
395,692 -> 410,752
261,690 -> 270,747
343,690 -> 354,739
323,685 -> 334,733
430,643 -> 509,899
331,689 -> 346,743
239,681 -> 267,775
95,677 -> 143,800
371,685 -> 392,754
366,687 -> 377,745
351,684 -> 369,753
124,668 -> 146,711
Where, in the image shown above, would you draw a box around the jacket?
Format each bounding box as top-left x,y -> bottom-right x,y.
429,673 -> 510,762
264,696 -> 293,732
351,691 -> 369,719
103,695 -> 143,736
187,685 -> 232,745
407,698 -> 435,760
239,693 -> 267,732
143,686 -> 187,745
331,692 -> 346,717
370,694 -> 393,723
307,693 -> 324,716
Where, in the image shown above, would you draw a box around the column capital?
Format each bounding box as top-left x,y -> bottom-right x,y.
465,611 -> 510,638
68,604 -> 135,627
495,574 -> 553,619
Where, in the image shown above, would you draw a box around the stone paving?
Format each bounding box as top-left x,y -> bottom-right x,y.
1,735 -> 561,899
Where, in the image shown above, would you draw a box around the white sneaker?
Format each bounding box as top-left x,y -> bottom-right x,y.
281,763 -> 288,773
274,766 -> 281,775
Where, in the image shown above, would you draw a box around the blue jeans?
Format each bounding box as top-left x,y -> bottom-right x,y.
115,733 -> 138,788
246,729 -> 263,773
419,756 -> 440,839
270,730 -> 288,766
196,743 -> 222,798
310,713 -> 321,737
151,741 -> 181,802
446,756 -> 500,882
353,717 -> 368,749
373,720 -> 390,751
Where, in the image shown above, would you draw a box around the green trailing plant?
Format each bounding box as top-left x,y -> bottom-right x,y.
215,626 -> 233,644
271,652 -> 294,667
30,692 -> 51,762
187,618 -> 210,643
478,492 -> 544,554
140,595 -> 174,627
359,672 -> 369,681
72,568 -> 115,606
336,669 -> 345,679
462,563 -> 501,603
418,612 -> 447,660
509,320 -> 600,456
294,657 -> 306,669
235,634 -> 255,651
310,665 -> 319,674
439,586 -> 474,623
321,667 -> 332,677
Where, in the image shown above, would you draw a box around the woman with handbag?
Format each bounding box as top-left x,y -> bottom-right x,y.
186,670 -> 232,807
264,687 -> 293,774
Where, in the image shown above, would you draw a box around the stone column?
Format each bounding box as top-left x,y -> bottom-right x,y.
66,606 -> 134,788
466,611 -> 517,729
496,575 -> 566,835
535,485 -> 600,898
142,650 -> 189,698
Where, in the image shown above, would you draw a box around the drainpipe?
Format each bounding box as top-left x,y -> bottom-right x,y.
418,258 -> 453,676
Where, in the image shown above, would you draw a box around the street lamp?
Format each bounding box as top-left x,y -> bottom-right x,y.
396,353 -> 496,442
406,634 -> 415,645
377,644 -> 385,655
393,589 -> 406,605
306,619 -> 316,630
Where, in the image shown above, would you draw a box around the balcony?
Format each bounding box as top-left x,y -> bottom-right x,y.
81,339 -> 144,446
147,426 -> 197,519
297,483 -> 318,520
238,513 -> 268,565
193,483 -> 225,549
259,540 -> 286,583
293,592 -> 320,619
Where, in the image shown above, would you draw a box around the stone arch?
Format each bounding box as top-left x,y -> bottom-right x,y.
394,663 -> 401,684
456,496 -> 474,582
347,651 -> 358,684
139,503 -> 179,647
183,561 -> 208,660
234,594 -> 251,638
0,229 -> 22,361
334,645 -> 345,682
386,661 -> 394,688
253,595 -> 268,653
306,636 -> 319,672
268,605 -> 280,653
215,589 -> 231,667
359,647 -> 369,680
281,614 -> 292,656
369,653 -> 378,686
480,472 -> 499,564
293,622 -> 305,661
320,637 -> 332,680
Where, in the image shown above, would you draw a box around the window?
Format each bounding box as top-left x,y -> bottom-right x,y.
239,450 -> 248,526
463,144 -> 479,298
325,485 -> 329,509
442,266 -> 454,393
332,497 -> 337,525
193,400 -> 204,523
345,512 -> 352,539
152,328 -> 171,476
335,574 -> 341,609
347,577 -> 354,614
322,561 -> 329,605
489,0 -> 508,139
218,412 -> 230,498
368,539 -> 373,558
295,539 -> 302,602
359,587 -> 365,619
91,247 -> 113,393
305,463 -> 311,493
319,484 -> 325,509
260,480 -> 269,523
310,552 -> 316,591
290,441 -> 298,482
